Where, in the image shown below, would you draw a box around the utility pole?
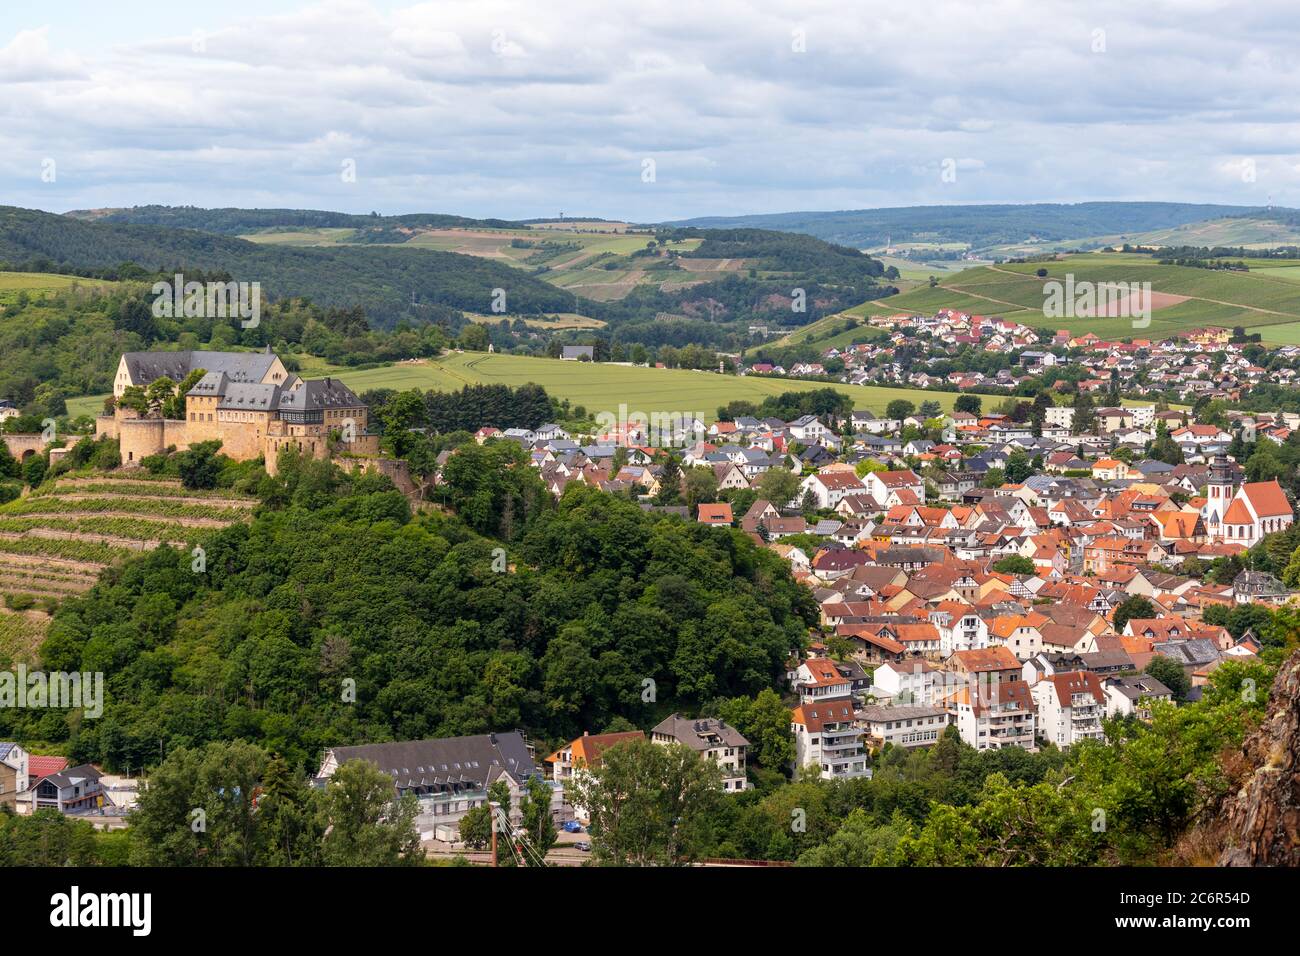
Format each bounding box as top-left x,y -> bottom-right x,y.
489,800 -> 500,867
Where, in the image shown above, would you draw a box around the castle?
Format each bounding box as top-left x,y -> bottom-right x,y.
97,349 -> 379,476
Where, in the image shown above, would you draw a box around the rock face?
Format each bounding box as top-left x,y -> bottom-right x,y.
1219,648 -> 1300,866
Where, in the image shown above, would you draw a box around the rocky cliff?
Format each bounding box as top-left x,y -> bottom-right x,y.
1218,647 -> 1300,866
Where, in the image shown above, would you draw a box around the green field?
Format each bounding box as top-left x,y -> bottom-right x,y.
0,270 -> 116,309
866,253 -> 1300,339
328,352 -> 963,419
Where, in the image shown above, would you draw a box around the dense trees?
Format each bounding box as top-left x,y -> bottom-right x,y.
125,741 -> 420,866
13,468 -> 815,776
564,738 -> 722,866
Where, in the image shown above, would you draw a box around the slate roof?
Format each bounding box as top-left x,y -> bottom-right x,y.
323,732 -> 538,790
125,349 -> 278,388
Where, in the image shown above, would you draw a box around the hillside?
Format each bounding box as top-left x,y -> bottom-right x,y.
864,252 -> 1300,341
0,472 -> 255,663
666,202 -> 1277,252
65,205 -> 522,235
0,206 -> 577,327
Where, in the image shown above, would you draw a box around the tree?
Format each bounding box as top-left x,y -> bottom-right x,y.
716,688 -> 795,787
656,454 -> 682,504
564,738 -> 721,866
886,399 -> 915,421
919,400 -> 942,420
1144,655 -> 1191,702
319,760 -> 421,866
1112,595 -> 1155,634
176,440 -> 224,490
684,466 -> 719,512
756,467 -> 800,510
517,775 -> 557,865
1003,449 -> 1033,484
954,394 -> 982,416
993,554 -> 1036,576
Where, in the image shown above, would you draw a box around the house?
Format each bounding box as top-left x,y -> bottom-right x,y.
1233,570 -> 1289,605
858,705 -> 950,751
872,660 -> 944,705
1031,671 -> 1106,747
864,469 -> 926,505
545,731 -> 643,821
790,699 -> 870,779
793,658 -> 857,703
316,732 -> 553,834
1104,674 -> 1173,719
697,502 -> 734,526
787,415 -> 829,443
0,742 -> 28,809
29,763 -> 104,813
945,679 -> 1036,752
651,715 -> 750,791
799,470 -> 867,509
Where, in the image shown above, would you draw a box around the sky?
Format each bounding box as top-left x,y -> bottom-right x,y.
2,0 -> 1298,222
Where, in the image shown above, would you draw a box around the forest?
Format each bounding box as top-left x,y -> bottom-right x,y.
4,442 -> 815,778
0,206 -> 576,326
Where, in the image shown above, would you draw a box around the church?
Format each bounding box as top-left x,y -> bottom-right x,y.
1202,455 -> 1294,546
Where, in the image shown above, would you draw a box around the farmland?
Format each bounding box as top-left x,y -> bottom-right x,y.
0,473 -> 256,663
242,223 -> 717,302
0,270 -> 117,310
328,351 -> 964,420
864,253 -> 1300,340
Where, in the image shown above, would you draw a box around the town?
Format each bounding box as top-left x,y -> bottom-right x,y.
3,329 -> 1291,866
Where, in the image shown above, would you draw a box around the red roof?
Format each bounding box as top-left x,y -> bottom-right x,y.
28,755 -> 69,780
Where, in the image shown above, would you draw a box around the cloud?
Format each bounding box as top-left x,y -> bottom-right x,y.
1,0 -> 1298,219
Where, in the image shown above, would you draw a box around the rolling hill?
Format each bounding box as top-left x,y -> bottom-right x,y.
0,205 -> 578,327
665,202 -> 1283,252
863,253 -> 1300,341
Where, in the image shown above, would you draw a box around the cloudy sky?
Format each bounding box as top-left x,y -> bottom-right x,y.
2,0 -> 1298,221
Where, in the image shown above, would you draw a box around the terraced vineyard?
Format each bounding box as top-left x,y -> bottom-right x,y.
0,473 -> 256,663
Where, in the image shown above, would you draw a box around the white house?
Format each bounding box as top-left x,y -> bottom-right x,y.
858,705 -> 950,750
798,470 -> 867,509
791,698 -> 871,780
945,680 -> 1037,752
1031,671 -> 1106,748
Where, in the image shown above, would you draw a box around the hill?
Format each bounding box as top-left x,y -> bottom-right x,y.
0,472 -> 255,663
864,253 -> 1300,341
0,206 -> 577,327
65,205 -> 522,235
665,202 -> 1277,252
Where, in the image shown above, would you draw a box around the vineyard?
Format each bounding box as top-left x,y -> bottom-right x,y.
0,473 -> 256,663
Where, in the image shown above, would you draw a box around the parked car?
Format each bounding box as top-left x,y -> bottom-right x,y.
574,841 -> 591,852
562,820 -> 584,833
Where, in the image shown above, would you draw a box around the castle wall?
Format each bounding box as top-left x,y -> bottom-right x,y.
119,417 -> 166,466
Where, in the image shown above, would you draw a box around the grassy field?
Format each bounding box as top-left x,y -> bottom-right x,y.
0,473 -> 256,662
328,352 -> 964,419
0,270 -> 117,310
865,253 -> 1300,338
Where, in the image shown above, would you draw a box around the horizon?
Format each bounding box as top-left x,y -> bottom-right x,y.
4,0 -> 1298,220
